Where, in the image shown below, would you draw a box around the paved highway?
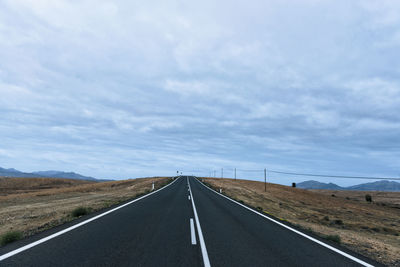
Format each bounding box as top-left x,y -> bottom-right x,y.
0,176 -> 379,266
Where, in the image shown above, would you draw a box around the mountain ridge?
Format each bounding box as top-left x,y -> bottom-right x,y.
297,179 -> 400,192
0,167 -> 102,181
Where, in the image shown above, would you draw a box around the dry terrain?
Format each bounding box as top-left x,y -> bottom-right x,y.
202,177 -> 400,267
0,177 -> 171,242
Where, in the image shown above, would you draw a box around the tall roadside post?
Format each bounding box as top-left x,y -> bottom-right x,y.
264,168 -> 267,192
234,168 -> 236,180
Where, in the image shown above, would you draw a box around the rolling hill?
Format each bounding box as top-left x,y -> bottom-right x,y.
0,167 -> 99,181
297,180 -> 400,191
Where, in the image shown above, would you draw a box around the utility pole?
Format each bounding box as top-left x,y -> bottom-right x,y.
234,168 -> 236,180
264,168 -> 267,192
221,168 -> 223,178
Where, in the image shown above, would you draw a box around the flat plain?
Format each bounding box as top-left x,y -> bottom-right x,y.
202,177 -> 400,267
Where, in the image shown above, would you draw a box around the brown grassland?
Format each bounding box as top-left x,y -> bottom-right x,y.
0,176 -> 171,242
202,177 -> 400,266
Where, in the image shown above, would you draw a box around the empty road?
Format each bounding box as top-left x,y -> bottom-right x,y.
0,176 -> 378,266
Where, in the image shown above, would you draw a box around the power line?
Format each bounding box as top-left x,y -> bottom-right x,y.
268,170 -> 400,181
237,169 -> 264,173
181,168 -> 400,181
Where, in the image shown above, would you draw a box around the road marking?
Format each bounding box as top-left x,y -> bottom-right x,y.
188,177 -> 211,267
194,177 -> 374,267
190,218 -> 197,245
0,177 -> 180,262
188,195 -> 191,200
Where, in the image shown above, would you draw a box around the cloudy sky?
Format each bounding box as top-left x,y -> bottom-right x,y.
1,0 -> 400,185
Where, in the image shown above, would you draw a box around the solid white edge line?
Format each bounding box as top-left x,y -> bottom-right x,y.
190,218 -> 197,245
194,177 -> 374,267
188,178 -> 211,267
0,177 -> 180,262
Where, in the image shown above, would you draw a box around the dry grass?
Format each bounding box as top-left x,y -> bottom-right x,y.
202,177 -> 400,267
310,189 -> 400,207
0,177 -> 171,242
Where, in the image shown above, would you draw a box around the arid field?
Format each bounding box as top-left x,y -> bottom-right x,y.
202,177 -> 400,267
0,177 -> 171,243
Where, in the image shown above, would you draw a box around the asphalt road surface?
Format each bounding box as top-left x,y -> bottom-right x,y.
0,176 -> 379,267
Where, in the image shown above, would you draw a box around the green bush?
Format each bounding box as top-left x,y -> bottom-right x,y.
1,231 -> 23,246
365,194 -> 372,202
326,234 -> 341,244
72,207 -> 89,217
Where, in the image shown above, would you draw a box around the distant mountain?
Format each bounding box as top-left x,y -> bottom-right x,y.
347,180 -> 400,191
298,179 -> 400,192
0,167 -> 39,178
0,167 -> 99,181
31,170 -> 62,177
32,171 -> 97,181
297,180 -> 344,190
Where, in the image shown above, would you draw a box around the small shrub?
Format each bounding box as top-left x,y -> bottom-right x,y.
323,216 -> 330,221
1,231 -> 23,246
331,194 -> 336,197
326,234 -> 341,244
365,194 -> 372,202
72,207 -> 89,217
103,201 -> 113,208
257,206 -> 263,212
334,219 -> 343,225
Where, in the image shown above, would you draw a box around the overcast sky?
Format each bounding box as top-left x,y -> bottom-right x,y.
1,0 -> 400,185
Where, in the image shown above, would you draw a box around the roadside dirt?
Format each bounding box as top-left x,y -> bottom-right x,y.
202,178 -> 400,267
0,177 -> 171,242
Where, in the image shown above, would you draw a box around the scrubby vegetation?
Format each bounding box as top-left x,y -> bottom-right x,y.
326,234 -> 341,244
71,207 -> 90,217
1,231 -> 22,245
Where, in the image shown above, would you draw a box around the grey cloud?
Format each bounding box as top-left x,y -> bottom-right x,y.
1,0 -> 400,186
